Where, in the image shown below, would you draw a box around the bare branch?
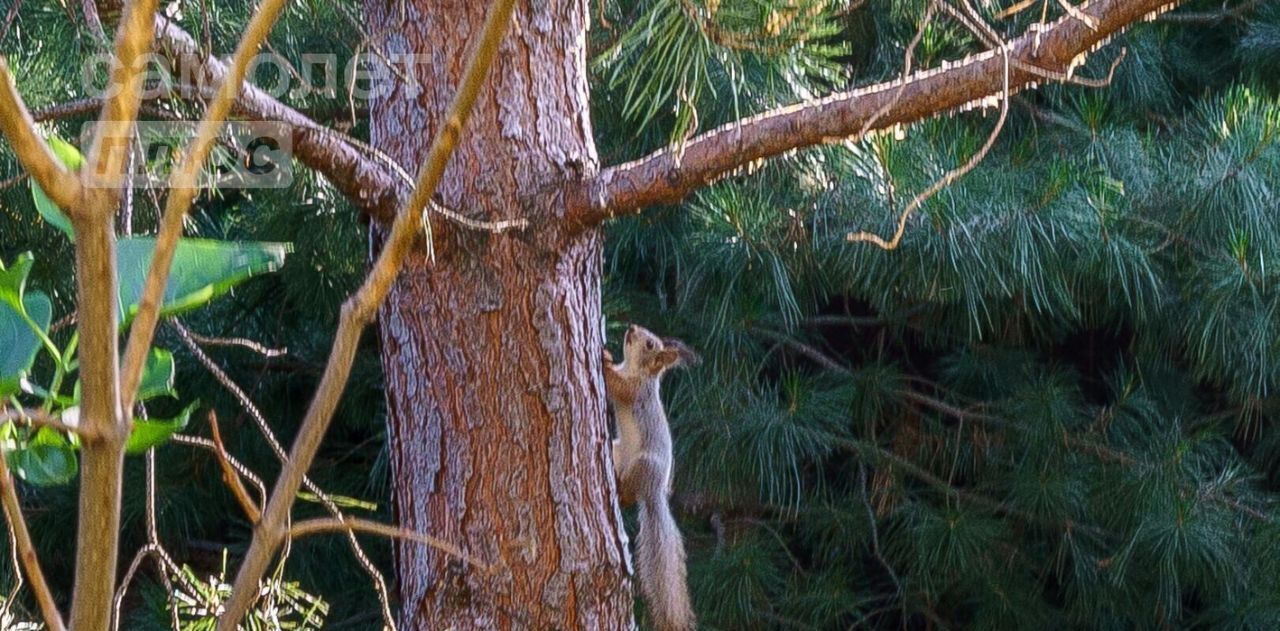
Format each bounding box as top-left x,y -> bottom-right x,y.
208,411 -> 262,522
151,18 -> 404,220
0,446 -> 66,631
118,0 -> 292,419
0,408 -> 86,436
848,4 -> 1011,250
289,518 -> 493,573
180,328 -> 287,358
0,60 -> 83,212
154,19 -> 528,235
172,434 -> 267,509
217,0 -> 519,625
169,320 -> 395,628
566,0 -> 1185,228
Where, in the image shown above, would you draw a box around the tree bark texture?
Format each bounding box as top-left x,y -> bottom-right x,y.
364,0 -> 633,628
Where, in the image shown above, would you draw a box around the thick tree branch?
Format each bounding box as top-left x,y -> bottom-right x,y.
566,0 -> 1186,228
216,0 -> 518,626
152,18 -> 404,220
0,60 -> 83,212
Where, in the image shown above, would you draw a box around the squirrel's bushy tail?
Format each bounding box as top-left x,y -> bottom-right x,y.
637,492 -> 695,631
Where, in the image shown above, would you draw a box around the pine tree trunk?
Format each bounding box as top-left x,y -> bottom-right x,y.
364,0 -> 633,627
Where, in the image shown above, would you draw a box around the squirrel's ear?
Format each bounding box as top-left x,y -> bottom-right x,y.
663,338 -> 701,367
653,348 -> 682,373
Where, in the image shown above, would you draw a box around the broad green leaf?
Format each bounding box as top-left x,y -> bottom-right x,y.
117,238 -> 289,322
125,401 -> 197,454
136,348 -> 177,401
7,427 -> 78,486
0,254 -> 53,397
29,137 -> 82,238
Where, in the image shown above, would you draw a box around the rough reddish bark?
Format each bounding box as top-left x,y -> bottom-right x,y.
364,0 -> 633,627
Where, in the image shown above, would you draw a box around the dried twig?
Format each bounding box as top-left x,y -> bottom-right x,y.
217,0 -> 518,626
181,328 -> 287,358
169,322 -> 393,628
847,5 -> 1011,250
172,434 -> 267,509
208,411 -> 262,522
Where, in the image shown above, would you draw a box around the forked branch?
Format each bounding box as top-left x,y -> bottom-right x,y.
215,0 -> 519,626
566,0 -> 1186,228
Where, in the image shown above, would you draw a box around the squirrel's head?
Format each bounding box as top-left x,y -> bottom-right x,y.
623,324 -> 700,377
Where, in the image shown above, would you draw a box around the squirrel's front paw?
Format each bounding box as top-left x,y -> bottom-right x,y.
603,349 -> 614,365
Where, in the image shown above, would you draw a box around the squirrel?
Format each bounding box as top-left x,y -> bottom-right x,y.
603,324 -> 699,631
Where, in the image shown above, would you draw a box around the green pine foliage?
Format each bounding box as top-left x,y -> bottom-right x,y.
596,0 -> 1280,628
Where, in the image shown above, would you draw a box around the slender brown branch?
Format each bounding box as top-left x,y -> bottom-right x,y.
289,518 -> 493,573
566,0 -> 1185,228
67,4 -> 161,628
0,445 -> 66,631
151,18 -> 402,220
80,0 -> 158,213
848,11 -> 1011,250
216,0 -> 518,625
0,408 -> 87,436
181,328 -> 287,358
118,0 -> 291,418
172,434 -> 267,509
0,60 -> 84,212
207,411 -> 262,522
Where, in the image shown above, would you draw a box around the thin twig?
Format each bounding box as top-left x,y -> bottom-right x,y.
0,446 -> 66,631
0,408 -> 86,436
207,411 -> 262,522
217,0 -> 519,625
181,329 -> 287,358
847,4 -> 1011,250
172,434 -> 267,509
1160,0 -> 1261,23
854,0 -> 937,143
0,0 -> 20,43
289,518 -> 493,573
171,321 -> 393,626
